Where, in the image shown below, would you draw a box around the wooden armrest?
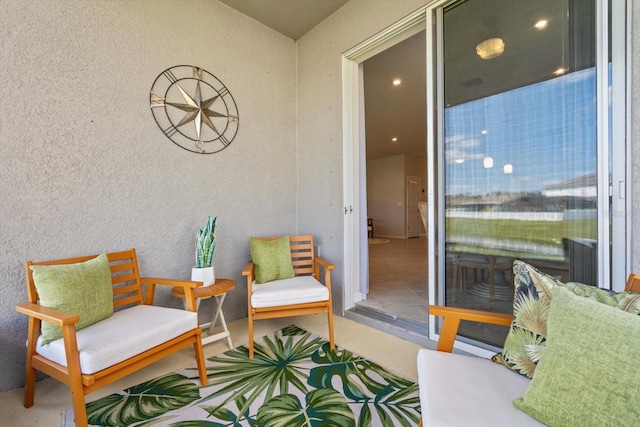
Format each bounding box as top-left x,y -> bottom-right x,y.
241,261 -> 254,277
15,302 -> 80,326
140,277 -> 202,288
626,273 -> 640,292
429,305 -> 513,353
242,261 -> 255,296
315,257 -> 335,271
140,277 -> 201,311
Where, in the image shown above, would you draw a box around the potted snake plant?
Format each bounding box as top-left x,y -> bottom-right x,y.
192,216 -> 217,286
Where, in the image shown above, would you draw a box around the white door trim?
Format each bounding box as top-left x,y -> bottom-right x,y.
341,9 -> 428,311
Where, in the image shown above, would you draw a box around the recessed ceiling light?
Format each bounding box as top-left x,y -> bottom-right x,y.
391,137 -> 398,142
392,79 -> 402,86
533,19 -> 549,30
553,67 -> 568,76
481,130 -> 488,135
455,159 -> 465,164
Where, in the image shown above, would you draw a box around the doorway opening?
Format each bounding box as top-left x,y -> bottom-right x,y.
349,28 -> 429,334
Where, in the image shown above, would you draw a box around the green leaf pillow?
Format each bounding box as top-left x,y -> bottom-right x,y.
513,287 -> 640,426
493,260 -> 640,378
30,253 -> 114,345
250,236 -> 295,284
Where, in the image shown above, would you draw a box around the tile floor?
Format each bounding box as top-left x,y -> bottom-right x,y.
355,236 -> 511,347
356,237 -> 429,327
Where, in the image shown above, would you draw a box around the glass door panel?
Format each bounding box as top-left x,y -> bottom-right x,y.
440,0 -> 597,346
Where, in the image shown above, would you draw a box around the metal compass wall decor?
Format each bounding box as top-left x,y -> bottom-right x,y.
150,65 -> 239,154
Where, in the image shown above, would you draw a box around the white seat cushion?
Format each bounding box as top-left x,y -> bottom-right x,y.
417,349 -> 543,427
251,275 -> 329,308
36,305 -> 197,374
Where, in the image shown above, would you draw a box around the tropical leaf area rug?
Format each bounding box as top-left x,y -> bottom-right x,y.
63,325 -> 421,427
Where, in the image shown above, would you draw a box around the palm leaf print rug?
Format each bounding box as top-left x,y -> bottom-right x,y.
63,325 -> 421,426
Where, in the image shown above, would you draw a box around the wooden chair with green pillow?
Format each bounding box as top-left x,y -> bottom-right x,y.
15,249 -> 209,427
242,234 -> 335,358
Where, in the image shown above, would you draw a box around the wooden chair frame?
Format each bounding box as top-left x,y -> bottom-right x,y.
15,249 -> 208,427
242,234 -> 335,358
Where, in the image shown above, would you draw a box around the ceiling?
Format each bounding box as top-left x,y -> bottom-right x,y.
218,0 -> 350,40
217,0 -> 588,161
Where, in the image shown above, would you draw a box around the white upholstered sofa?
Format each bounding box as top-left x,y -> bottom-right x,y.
417,307 -> 542,426
417,269 -> 640,427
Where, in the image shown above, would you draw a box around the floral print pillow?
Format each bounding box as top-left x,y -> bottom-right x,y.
492,260 -> 640,378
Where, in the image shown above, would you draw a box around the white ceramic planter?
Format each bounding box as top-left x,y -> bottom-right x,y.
191,266 -> 215,286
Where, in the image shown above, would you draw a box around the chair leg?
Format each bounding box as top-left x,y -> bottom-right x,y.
452,263 -> 459,301
193,334 -> 208,386
69,380 -> 88,427
327,307 -> 335,350
24,318 -> 38,408
23,358 -> 36,408
248,314 -> 255,359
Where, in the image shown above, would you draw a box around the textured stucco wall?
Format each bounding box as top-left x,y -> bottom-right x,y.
295,0 -> 429,314
0,0 -> 296,392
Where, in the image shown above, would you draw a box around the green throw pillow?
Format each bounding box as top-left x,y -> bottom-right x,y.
250,236 -> 295,284
493,260 -> 640,378
513,287 -> 640,426
30,253 -> 114,345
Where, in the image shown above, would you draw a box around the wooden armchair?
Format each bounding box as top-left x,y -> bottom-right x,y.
242,234 -> 335,358
418,273 -> 640,426
15,249 -> 208,427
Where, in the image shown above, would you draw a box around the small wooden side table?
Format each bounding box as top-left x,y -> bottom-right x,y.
172,278 -> 236,348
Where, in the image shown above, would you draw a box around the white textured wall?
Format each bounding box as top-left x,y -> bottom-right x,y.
0,0 -> 296,391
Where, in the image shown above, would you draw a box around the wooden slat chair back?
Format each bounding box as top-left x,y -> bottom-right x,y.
16,249 -> 208,427
242,234 -> 335,358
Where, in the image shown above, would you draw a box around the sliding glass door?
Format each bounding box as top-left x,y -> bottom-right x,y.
427,0 -> 628,349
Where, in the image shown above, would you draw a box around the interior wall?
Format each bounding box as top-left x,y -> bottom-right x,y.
367,155 -> 407,238
366,154 -> 426,238
0,0 -> 297,392
405,155 -> 427,234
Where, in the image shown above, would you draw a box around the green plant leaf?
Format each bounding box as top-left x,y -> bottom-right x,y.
256,389 -> 355,427
370,385 -> 421,426
195,216 -> 217,267
186,330 -> 324,418
86,373 -> 201,426
308,342 -> 413,401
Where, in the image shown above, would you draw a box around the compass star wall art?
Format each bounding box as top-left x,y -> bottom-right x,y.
150,65 -> 239,154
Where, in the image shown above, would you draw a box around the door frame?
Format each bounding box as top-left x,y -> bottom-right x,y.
341,9 -> 427,312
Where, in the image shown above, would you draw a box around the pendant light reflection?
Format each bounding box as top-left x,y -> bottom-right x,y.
483,157 -> 494,168
503,163 -> 513,174
476,38 -> 505,60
